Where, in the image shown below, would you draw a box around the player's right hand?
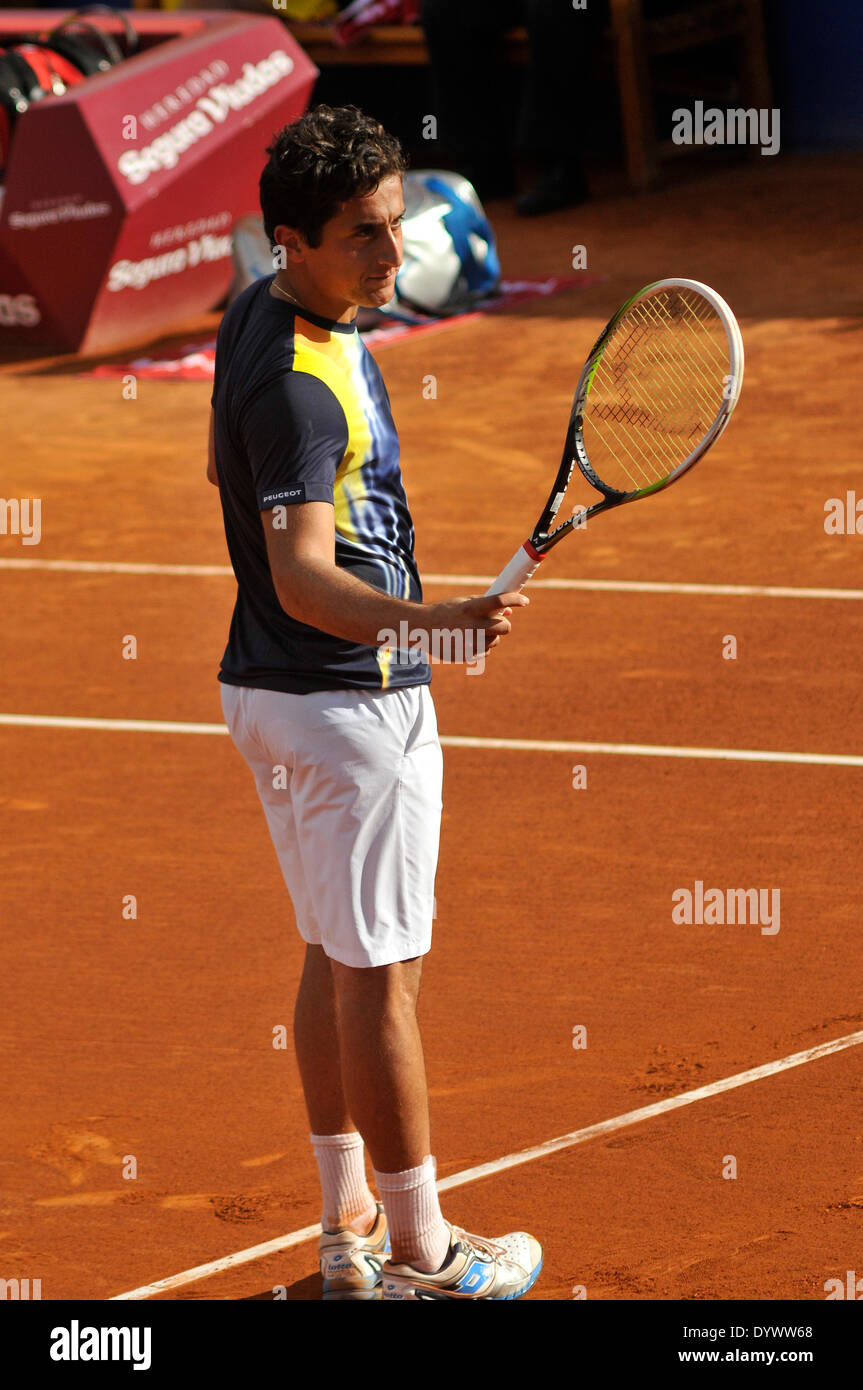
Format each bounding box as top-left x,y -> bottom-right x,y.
425,592 -> 529,659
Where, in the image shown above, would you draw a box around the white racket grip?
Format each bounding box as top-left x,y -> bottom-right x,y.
484,542 -> 545,596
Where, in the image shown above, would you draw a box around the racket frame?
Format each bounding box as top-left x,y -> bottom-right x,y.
486,278 -> 744,596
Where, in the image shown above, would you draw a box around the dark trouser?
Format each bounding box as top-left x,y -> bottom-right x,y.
420,0 -> 608,169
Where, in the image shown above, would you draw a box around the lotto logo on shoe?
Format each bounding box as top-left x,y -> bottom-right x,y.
455,1259 -> 494,1294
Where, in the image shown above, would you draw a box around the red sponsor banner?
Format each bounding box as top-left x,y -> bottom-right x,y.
0,11 -> 316,355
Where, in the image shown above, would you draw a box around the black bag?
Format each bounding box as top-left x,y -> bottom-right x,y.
0,5 -> 137,177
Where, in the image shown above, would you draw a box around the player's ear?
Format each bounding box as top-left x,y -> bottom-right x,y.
273,224 -> 307,265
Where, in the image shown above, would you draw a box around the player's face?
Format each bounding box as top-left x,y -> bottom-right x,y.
302,174 -> 405,317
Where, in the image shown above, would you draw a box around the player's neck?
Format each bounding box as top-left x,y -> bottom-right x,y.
269,273 -> 357,326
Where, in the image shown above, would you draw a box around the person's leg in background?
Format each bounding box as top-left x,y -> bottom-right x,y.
516,0 -> 610,216
420,0 -> 524,200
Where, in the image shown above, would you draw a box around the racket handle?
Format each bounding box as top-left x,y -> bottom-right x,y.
485,542 -> 545,596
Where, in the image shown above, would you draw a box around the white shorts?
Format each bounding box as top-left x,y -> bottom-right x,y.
220,682 -> 443,968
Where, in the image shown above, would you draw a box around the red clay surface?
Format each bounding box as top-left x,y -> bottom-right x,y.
1,153 -> 862,1301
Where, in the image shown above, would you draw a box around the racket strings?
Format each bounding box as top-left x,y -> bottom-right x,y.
588,344 -> 696,488
612,299 -> 722,436
641,294 -> 728,410
640,299 -> 727,430
582,290 -> 728,494
636,296 -> 724,405
611,305 -> 716,475
593,322 -> 693,479
590,338 -> 690,489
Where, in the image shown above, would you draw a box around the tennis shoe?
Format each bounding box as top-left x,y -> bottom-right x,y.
319,1202 -> 390,1300
382,1222 -> 543,1300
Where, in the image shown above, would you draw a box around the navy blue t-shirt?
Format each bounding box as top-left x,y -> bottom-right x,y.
211,276 -> 431,693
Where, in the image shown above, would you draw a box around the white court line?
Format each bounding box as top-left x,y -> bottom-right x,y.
1,712 -> 860,767
0,714 -> 227,735
426,576 -> 863,602
110,1027 -> 863,1300
0,559 -> 231,577
1,557 -> 861,601
441,735 -> 863,768
110,1223 -> 323,1302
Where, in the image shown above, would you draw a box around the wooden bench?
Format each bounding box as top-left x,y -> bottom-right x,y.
287,0 -> 771,190
286,22 -> 529,67
612,0 -> 772,187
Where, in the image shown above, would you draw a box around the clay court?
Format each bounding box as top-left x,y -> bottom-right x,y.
1,150 -> 862,1302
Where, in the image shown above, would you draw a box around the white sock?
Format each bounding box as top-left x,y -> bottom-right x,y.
373,1154 -> 451,1272
310,1131 -> 377,1234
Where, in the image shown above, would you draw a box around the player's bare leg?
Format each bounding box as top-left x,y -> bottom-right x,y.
293,948 -> 431,1167
328,956 -> 430,1174
293,944 -> 351,1134
295,948 -> 448,1276
327,955 -> 450,1269
294,945 -> 378,1237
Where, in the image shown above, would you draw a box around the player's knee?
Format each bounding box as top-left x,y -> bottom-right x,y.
332,957 -> 421,1014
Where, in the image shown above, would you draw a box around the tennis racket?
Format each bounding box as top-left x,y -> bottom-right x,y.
486,278 -> 744,595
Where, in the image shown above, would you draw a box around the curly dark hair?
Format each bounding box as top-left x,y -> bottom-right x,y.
260,105 -> 408,250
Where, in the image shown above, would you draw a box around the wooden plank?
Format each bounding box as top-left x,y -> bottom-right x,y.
611,0 -> 659,189
739,0 -> 773,110
285,22 -> 529,67
644,0 -> 749,56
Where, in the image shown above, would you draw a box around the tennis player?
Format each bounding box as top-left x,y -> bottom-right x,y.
208,105 -> 542,1300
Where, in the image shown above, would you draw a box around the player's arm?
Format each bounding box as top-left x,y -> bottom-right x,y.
207,409 -> 218,485
262,501 -> 525,650
247,372 -> 526,651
